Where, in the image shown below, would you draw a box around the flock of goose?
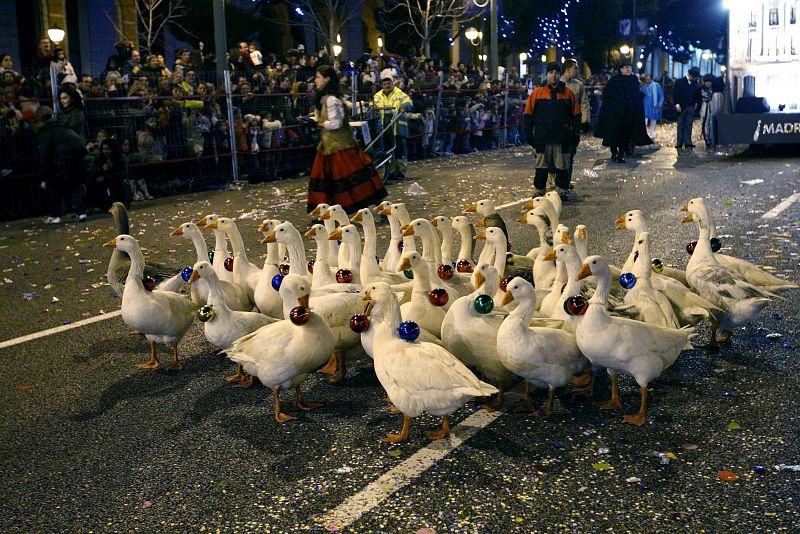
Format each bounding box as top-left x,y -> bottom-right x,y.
102,194 -> 796,442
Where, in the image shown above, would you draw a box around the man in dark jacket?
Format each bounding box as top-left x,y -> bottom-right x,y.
36,106 -> 88,223
523,62 -> 581,200
594,60 -> 651,162
673,66 -> 700,150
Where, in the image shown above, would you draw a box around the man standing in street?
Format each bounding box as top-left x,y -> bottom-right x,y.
595,60 -> 651,162
673,67 -> 700,150
523,62 -> 581,201
373,76 -> 412,179
562,58 -> 590,186
641,74 -> 664,142
36,106 -> 88,224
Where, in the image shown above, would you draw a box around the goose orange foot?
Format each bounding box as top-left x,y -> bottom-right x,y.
623,413 -> 646,426
318,354 -> 338,375
234,375 -> 255,388
136,357 -> 159,369
596,398 -> 622,411
425,416 -> 451,440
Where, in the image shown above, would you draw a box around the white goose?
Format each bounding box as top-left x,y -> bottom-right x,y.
320,204 -> 352,269
206,217 -> 260,303
376,201 -> 403,273
386,203 -> 417,257
196,213 -> 234,283
431,215 -> 455,266
617,209 -> 688,286
103,235 -> 196,370
363,282 -> 497,442
263,221 -> 311,280
575,255 -> 695,426
517,208 -> 556,290
681,199 -> 774,347
623,233 -> 682,329
304,224 -> 338,288
465,199 -> 510,251
695,197 -> 798,292
170,222 -> 251,311
310,203 -> 339,268
451,215 -> 476,270
441,263 -> 514,410
573,225 -> 588,262
252,219 -> 284,318
227,274 -> 335,422
405,218 -> 469,300
497,277 -> 586,415
539,228 -> 572,317
397,250 -> 446,338
546,242 -> 589,333
351,208 -> 410,287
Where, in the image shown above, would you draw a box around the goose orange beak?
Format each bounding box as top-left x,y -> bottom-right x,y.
577,263 -> 592,281
297,294 -> 310,308
615,215 -> 626,230
188,269 -> 200,284
464,203 -> 478,214
107,207 -> 114,215
397,257 -> 412,271
680,204 -> 688,212
328,228 -> 343,240
195,216 -> 208,227
516,214 -> 528,223
303,227 -> 316,238
576,227 -> 586,239
257,221 -> 270,232
562,232 -> 572,244
382,206 -> 393,216
474,231 -> 486,240
543,250 -> 557,261
430,217 -> 439,227
261,230 -> 277,244
310,205 -> 322,217
475,271 -> 486,287
522,199 -> 534,210
102,238 -> 117,248
501,291 -> 514,306
474,218 -> 488,228
401,224 -> 415,237
320,210 -> 331,220
170,226 -> 184,236
681,213 -> 694,223
206,220 -> 219,229
350,211 -> 363,223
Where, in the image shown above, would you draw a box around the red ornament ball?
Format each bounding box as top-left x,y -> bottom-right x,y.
289,306 -> 311,325
456,259 -> 473,273
142,276 -> 157,291
564,295 -> 589,316
336,269 -> 353,284
686,241 -> 697,255
429,288 -> 449,307
437,264 -> 454,281
279,263 -> 290,275
499,276 -> 513,293
224,257 -> 234,272
307,260 -> 315,274
349,313 -> 370,333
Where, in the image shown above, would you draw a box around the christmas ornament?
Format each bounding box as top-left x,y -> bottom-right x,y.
142,276 -> 156,291
651,258 -> 664,273
397,321 -> 420,342
289,306 -> 311,325
207,251 -> 214,263
437,264 -> 454,281
271,273 -> 284,291
564,295 -> 589,316
710,237 -> 721,253
499,276 -> 513,293
349,313 -> 370,333
456,259 -> 473,273
336,269 -> 353,284
473,294 -> 494,314
686,241 -> 697,255
403,269 -> 414,279
197,304 -> 216,322
398,242 -> 404,253
307,260 -> 315,274
279,263 -> 290,275
619,272 -> 637,289
181,266 -> 193,282
429,288 -> 449,307
224,257 -> 234,272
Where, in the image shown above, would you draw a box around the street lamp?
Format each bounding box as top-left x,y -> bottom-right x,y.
519,52 -> 527,77
465,27 -> 479,43
620,44 -> 631,56
333,44 -> 343,57
377,36 -> 383,50
47,24 -> 65,44
540,54 -> 547,63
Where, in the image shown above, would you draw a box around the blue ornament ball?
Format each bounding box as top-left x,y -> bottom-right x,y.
619,272 -> 637,289
397,320 -> 420,342
710,237 -> 722,253
181,266 -> 193,282
474,294 -> 494,314
271,273 -> 284,291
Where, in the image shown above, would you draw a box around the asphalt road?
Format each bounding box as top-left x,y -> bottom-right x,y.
1,125 -> 799,532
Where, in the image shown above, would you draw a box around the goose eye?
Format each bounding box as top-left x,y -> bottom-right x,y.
592,260 -> 596,265
638,240 -> 643,244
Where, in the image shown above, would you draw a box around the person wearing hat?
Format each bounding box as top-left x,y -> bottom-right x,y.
523,61 -> 581,201
594,59 -> 651,162
373,75 -> 413,178
673,67 -> 701,150
563,58 -> 591,184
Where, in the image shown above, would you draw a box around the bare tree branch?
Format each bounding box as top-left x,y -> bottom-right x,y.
387,0 -> 483,57
266,0 -> 357,53
103,9 -> 128,42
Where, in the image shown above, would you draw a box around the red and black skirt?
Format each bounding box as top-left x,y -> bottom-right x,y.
307,146 -> 388,214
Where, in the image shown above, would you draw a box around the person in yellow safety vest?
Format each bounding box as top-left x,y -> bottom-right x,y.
373,76 -> 413,177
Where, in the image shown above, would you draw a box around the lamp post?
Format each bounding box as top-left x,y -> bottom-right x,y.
489,0 -> 498,80
631,0 -> 638,73
519,52 -> 528,77
47,24 -> 65,44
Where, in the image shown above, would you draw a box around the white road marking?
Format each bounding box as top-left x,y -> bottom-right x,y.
496,198 -> 530,210
320,408 -> 503,530
762,192 -> 800,219
0,310 -> 122,350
